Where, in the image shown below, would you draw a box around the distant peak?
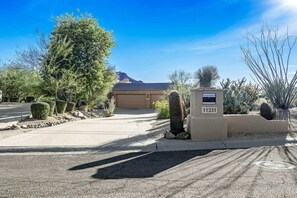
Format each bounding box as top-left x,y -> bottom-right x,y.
116,71 -> 143,83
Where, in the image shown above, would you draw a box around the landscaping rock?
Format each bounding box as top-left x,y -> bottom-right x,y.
10,124 -> 21,130
164,131 -> 176,139
175,132 -> 190,140
20,125 -> 28,129
72,111 -> 86,118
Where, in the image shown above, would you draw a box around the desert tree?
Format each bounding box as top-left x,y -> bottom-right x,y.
168,69 -> 193,108
16,32 -> 48,71
49,13 -> 116,110
40,35 -> 75,114
241,23 -> 297,119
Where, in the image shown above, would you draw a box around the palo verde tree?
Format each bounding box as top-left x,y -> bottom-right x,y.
194,65 -> 220,87
49,13 -> 116,110
241,23 -> 297,119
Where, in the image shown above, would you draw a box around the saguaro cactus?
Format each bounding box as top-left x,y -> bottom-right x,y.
169,90 -> 185,135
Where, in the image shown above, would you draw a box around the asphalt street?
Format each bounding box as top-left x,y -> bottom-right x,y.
0,146 -> 297,198
0,102 -> 31,123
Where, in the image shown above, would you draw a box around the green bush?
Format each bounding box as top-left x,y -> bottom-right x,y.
31,102 -> 50,120
66,102 -> 76,112
56,100 -> 67,114
155,99 -> 169,119
103,97 -> 116,117
42,100 -> 56,116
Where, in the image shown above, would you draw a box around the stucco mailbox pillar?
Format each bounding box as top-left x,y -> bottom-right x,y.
187,88 -> 227,141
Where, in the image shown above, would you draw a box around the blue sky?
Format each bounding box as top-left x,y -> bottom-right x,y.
0,0 -> 297,83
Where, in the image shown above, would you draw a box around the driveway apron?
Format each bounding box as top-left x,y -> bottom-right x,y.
0,109 -> 157,150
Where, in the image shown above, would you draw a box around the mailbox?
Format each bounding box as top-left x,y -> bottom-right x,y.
202,93 -> 216,105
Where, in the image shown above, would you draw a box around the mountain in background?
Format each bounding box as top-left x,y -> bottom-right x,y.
116,71 -> 143,83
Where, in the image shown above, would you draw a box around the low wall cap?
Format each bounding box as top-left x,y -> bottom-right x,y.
191,87 -> 224,91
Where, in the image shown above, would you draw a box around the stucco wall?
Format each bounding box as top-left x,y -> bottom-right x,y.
224,114 -> 289,134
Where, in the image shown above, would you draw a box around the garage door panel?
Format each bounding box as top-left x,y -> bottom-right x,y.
117,94 -> 146,108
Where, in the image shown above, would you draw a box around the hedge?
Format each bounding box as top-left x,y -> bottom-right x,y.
31,102 -> 50,120
56,100 -> 67,114
42,100 -> 56,116
66,102 -> 76,112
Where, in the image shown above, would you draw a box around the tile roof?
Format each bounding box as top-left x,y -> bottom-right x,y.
112,83 -> 172,91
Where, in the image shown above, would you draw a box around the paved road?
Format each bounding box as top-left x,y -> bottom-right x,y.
0,146 -> 297,197
0,102 -> 31,124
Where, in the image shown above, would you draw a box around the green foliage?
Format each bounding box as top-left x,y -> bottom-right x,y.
56,100 -> 67,114
0,63 -> 41,101
42,100 -> 56,116
168,91 -> 185,134
223,86 -> 250,114
40,33 -> 75,114
194,65 -> 220,87
31,102 -> 50,120
49,13 -> 116,110
66,102 -> 76,112
103,97 -> 116,117
155,99 -> 169,119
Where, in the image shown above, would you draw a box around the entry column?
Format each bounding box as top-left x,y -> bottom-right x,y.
187,88 -> 227,141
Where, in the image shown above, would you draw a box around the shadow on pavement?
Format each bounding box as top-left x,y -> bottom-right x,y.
69,150 -> 212,179
68,146 -> 297,197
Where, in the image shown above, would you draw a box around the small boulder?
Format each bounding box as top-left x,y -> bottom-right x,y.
20,125 -> 28,129
164,131 -> 176,139
175,132 -> 190,140
11,124 -> 21,130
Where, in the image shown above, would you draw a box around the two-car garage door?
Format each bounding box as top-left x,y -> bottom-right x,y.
116,94 -> 146,109
116,94 -> 163,109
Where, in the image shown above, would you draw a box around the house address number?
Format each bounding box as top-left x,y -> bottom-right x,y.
202,107 -> 217,114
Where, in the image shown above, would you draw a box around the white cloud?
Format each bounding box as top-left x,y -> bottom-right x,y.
167,0 -> 297,54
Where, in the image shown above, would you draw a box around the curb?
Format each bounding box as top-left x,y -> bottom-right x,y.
0,137 -> 296,154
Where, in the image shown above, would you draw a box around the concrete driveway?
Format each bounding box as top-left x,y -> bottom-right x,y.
0,109 -> 158,151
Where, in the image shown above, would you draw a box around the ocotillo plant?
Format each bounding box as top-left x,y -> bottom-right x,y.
168,90 -> 185,135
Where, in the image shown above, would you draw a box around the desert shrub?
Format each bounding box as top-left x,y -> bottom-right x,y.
155,99 -> 169,119
42,100 -> 56,116
103,97 -> 115,117
223,86 -> 250,114
66,102 -> 76,112
56,100 -> 67,114
31,102 -> 50,120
